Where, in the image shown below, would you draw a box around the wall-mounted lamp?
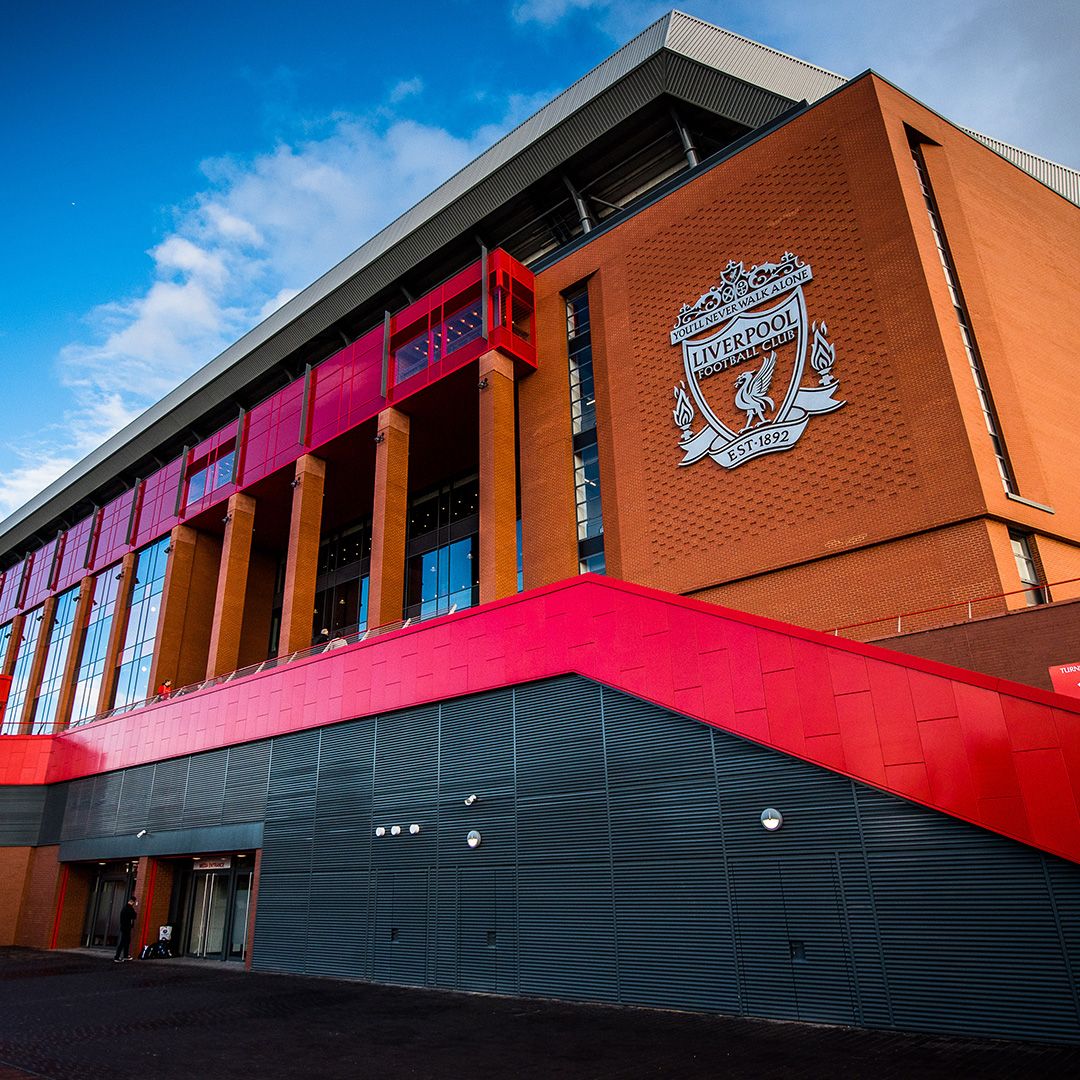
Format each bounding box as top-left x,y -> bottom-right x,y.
290,477 -> 301,488
375,826 -> 386,837
760,808 -> 784,832
409,824 -> 421,835
390,825 -> 402,836
164,545 -> 172,555
373,432 -> 386,444
477,377 -> 489,391
466,830 -> 482,849
464,794 -> 479,807
136,829 -> 149,839
222,513 -> 232,524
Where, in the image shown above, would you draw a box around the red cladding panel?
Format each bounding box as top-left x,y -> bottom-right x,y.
308,328 -> 386,452
133,461 -> 182,548
54,516 -> 95,592
242,380 -> 305,486
91,490 -> 136,570
0,733 -> 52,785
21,538 -> 59,609
0,558 -> 28,621
28,576 -> 1080,866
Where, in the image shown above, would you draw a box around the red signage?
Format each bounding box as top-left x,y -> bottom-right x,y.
1049,663 -> 1080,700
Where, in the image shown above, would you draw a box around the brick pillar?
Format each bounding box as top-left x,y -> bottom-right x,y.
206,493 -> 256,678
479,351 -> 519,603
51,575 -> 96,733
278,454 -> 326,655
2,613 -> 25,676
148,525 -> 222,692
132,856 -> 175,956
367,408 -> 410,629
17,593 -> 58,734
96,551 -> 138,714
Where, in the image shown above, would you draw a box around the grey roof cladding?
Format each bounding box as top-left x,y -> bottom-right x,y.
1,10 -> 1077,559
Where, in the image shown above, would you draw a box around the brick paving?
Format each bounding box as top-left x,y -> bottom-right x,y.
0,948 -> 1076,1079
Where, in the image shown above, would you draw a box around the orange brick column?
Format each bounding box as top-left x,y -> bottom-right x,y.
278,454 -> 326,655
2,613 -> 25,676
147,526 -> 222,692
479,351 -> 519,603
367,408 -> 410,629
96,551 -> 138,714
132,857 -> 176,956
51,575 -> 96,732
206,492 -> 256,678
17,593 -> 58,733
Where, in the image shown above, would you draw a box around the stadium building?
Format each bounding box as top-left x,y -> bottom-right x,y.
2,12 -> 1080,1044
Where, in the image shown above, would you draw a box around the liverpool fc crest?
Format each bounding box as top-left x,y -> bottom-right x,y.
670,253 -> 845,469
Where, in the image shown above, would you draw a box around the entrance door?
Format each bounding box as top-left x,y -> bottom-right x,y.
180,864 -> 254,961
733,856 -> 857,1025
189,871 -> 231,958
83,862 -> 137,949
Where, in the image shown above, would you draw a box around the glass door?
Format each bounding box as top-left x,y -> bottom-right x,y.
229,871 -> 252,960
181,862 -> 254,961
188,871 -> 231,958
83,862 -> 136,949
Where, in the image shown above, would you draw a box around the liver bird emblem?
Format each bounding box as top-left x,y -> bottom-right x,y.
734,351 -> 777,430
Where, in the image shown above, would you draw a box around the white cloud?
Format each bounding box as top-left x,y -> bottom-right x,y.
389,77 -> 424,103
0,107 -> 506,519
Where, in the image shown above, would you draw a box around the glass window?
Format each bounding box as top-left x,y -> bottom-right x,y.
186,466 -> 208,505
2,607 -> 44,734
405,535 -> 478,620
70,567 -> 122,725
395,330 -> 429,383
310,520 -> 372,644
1009,531 -> 1046,606
443,303 -> 484,356
32,586 -> 82,734
112,537 -> 170,710
565,286 -> 605,574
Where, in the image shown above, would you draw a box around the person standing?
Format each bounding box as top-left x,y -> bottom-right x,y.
114,897 -> 138,963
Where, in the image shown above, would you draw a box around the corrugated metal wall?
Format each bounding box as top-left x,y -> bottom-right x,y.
243,675 -> 1080,1044
29,673 -> 1080,1042
57,742 -> 270,843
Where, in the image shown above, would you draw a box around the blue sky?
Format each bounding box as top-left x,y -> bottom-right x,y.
1,0 -> 1076,519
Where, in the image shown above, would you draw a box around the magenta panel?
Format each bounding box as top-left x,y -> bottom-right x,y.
91,490 -> 136,570
0,734 -> 52,785
0,558 -> 26,622
21,537 -> 59,609
54,516 -> 94,593
242,379 -> 305,486
133,461 -> 183,548
308,329 -> 386,452
15,557 -> 1080,866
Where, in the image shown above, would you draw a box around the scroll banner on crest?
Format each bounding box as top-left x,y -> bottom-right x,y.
678,383 -> 844,468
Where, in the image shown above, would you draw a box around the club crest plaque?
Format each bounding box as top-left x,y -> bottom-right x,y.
670,253 -> 845,469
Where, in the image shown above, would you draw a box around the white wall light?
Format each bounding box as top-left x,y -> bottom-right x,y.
409,824 -> 421,835
466,830 -> 482,849
760,808 -> 784,832
374,827 -> 386,837
390,825 -> 402,836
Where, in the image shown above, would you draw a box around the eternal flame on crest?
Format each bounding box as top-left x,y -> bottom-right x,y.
669,253 -> 845,469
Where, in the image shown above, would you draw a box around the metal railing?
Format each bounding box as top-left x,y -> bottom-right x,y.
825,577 -> 1080,642
68,605 -> 460,730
